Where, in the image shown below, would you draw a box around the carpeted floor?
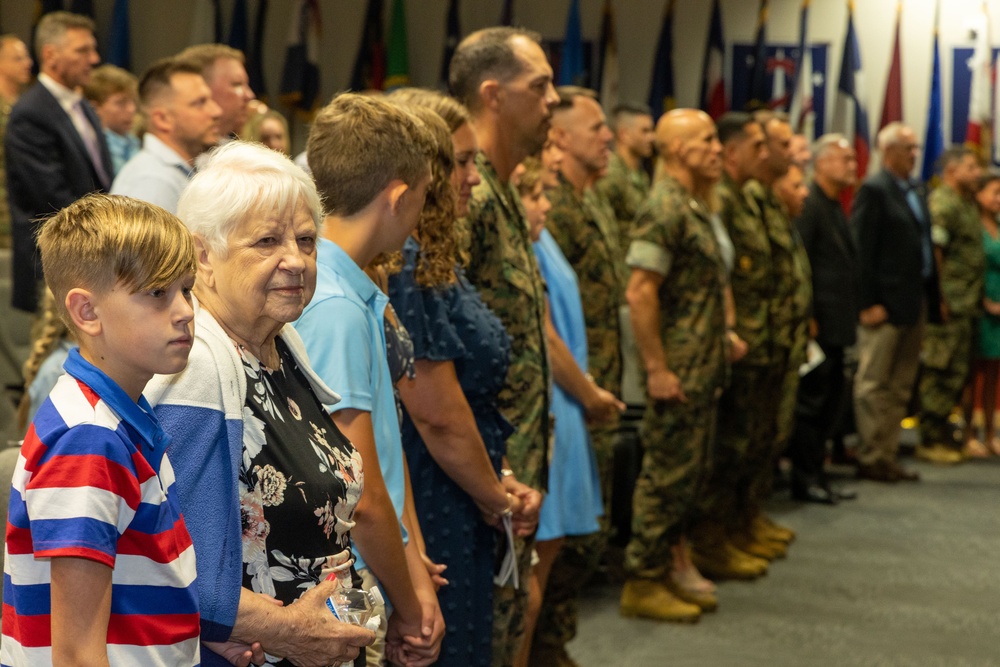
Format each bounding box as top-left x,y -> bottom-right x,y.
569,457 -> 1000,667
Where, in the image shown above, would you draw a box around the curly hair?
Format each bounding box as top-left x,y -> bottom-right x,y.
16,289 -> 71,434
382,96 -> 460,288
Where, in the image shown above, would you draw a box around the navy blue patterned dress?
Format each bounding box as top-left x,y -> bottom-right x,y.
388,237 -> 512,667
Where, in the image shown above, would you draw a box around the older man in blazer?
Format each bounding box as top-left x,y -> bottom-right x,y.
789,134 -> 859,502
6,11 -> 112,314
852,122 -> 942,483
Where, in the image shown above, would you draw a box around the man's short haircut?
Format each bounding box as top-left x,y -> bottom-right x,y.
35,11 -> 94,54
83,64 -> 138,105
812,133 -> 850,161
937,145 -> 974,173
175,43 -> 245,82
876,121 -> 911,152
38,193 -> 196,327
611,101 -> 652,131
178,140 -> 323,257
138,57 -> 204,109
0,34 -> 24,53
448,26 -> 543,112
716,111 -> 756,146
387,87 -> 471,134
553,85 -> 597,113
752,109 -> 790,137
307,93 -> 430,217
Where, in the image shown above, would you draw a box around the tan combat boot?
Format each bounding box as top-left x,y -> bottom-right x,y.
731,530 -> 788,561
752,513 -> 796,543
665,576 -> 718,613
620,579 -> 701,623
691,539 -> 769,580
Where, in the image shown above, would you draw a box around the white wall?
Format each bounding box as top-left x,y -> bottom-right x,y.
0,0 -> 993,153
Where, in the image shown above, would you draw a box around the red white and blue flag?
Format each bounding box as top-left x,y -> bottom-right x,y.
699,0 -> 726,119
832,1 -> 869,180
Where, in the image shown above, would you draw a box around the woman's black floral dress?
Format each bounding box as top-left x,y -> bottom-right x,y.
237,338 -> 365,667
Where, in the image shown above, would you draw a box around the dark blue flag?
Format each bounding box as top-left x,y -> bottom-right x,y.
647,0 -> 676,119
558,0 -> 584,86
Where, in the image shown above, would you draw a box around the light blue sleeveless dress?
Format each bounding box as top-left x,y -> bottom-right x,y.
533,229 -> 603,540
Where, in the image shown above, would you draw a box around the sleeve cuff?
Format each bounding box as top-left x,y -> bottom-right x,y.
626,239 -> 672,276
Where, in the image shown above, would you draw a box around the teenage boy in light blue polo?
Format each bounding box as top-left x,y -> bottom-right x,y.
293,92 -> 444,667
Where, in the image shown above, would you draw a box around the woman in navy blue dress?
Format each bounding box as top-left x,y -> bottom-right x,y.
386,89 -> 541,667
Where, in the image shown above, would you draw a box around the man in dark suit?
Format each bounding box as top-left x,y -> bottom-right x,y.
852,122 -> 942,483
7,11 -> 111,314
789,134 -> 859,502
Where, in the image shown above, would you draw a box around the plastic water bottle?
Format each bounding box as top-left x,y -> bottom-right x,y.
326,586 -> 384,632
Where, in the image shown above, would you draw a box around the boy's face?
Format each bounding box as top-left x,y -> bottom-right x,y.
84,274 -> 195,399
95,91 -> 137,136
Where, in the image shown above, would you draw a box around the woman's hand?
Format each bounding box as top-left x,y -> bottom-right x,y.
421,552 -> 449,590
502,474 -> 542,537
583,384 -> 626,424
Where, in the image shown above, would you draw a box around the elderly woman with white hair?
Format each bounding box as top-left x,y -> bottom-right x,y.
146,141 -> 375,667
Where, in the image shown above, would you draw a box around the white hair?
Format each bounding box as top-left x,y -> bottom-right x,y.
812,133 -> 851,161
177,141 -> 323,257
876,122 -> 911,153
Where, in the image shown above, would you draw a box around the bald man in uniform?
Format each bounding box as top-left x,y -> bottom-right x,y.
620,109 -> 737,622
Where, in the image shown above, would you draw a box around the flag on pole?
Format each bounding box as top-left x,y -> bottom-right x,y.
832,0 -> 870,181
788,1 -> 814,136
247,0 -> 269,99
921,11 -> 944,182
699,0 -> 726,119
106,0 -> 130,70
439,0 -> 460,89
965,2 -> 992,162
384,0 -> 410,90
558,0 -> 584,86
597,0 -> 620,112
648,0 -> 676,119
227,0 -> 248,54
879,1 -> 903,129
746,0 -> 770,110
279,0 -> 321,117
350,0 -> 386,91
500,0 -> 514,26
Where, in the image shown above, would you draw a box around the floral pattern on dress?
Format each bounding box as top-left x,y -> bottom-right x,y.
235,339 -> 365,666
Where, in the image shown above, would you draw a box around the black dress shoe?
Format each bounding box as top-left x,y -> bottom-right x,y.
888,462 -> 920,481
856,461 -> 900,483
791,483 -> 839,505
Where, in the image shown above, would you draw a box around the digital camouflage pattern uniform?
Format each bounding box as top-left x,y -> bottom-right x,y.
747,180 -> 812,509
534,173 -> 625,653
699,174 -> 774,535
461,153 -> 551,667
596,151 -> 651,252
919,184 -> 985,445
624,175 -> 728,581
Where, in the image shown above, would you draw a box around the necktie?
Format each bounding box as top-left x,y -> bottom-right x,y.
71,100 -> 110,188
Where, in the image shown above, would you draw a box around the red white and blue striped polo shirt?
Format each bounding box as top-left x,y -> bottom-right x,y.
1,348 -> 200,666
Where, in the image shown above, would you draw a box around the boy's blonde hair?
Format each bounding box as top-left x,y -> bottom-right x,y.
38,194 -> 197,326
83,64 -> 138,105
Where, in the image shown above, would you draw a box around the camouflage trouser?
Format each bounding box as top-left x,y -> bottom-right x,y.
625,393 -> 716,580
919,315 -> 975,445
749,344 -> 801,509
533,422 -> 618,651
699,364 -> 775,534
491,532 -> 536,667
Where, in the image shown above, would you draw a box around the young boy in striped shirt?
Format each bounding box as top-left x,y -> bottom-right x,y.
2,195 -> 208,666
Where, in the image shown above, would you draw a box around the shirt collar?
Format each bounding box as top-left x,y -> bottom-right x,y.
141,133 -> 195,176
63,347 -> 171,474
318,237 -> 384,308
38,72 -> 83,111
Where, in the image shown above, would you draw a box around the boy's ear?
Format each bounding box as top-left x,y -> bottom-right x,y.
386,180 -> 410,217
65,288 -> 101,337
192,235 -> 215,288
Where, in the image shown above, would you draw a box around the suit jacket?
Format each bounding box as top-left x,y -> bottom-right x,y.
6,81 -> 113,312
851,169 -> 942,327
797,182 -> 859,348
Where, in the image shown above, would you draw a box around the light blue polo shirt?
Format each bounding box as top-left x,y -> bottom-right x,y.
294,238 -> 407,571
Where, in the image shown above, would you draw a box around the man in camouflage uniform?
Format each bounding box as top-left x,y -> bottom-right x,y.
449,27 -> 557,667
743,111 -> 808,546
596,101 -> 654,250
918,147 -> 984,463
691,112 -> 778,582
532,86 -> 624,665
620,108 -> 728,623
